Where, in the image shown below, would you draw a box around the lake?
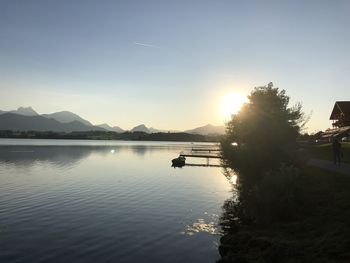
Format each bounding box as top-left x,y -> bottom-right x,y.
0,139 -> 234,263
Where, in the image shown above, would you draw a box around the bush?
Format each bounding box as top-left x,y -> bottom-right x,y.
255,164 -> 301,222
222,164 -> 302,226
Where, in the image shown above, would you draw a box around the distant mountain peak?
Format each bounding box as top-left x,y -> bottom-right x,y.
12,106 -> 38,116
18,106 -> 33,110
131,124 -> 150,133
97,123 -> 124,133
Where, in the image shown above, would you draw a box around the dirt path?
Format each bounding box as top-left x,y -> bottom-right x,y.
307,158 -> 350,176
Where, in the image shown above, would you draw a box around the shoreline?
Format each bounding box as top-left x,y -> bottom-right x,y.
0,130 -> 223,143
217,143 -> 350,262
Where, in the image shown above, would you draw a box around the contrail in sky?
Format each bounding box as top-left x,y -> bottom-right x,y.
133,42 -> 159,48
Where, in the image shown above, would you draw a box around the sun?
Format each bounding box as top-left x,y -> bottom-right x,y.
220,92 -> 247,120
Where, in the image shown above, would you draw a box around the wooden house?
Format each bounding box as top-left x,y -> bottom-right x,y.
329,101 -> 350,128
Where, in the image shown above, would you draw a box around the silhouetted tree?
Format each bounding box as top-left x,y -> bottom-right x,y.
221,83 -> 304,185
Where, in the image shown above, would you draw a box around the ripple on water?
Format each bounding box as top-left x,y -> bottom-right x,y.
0,141 -> 233,263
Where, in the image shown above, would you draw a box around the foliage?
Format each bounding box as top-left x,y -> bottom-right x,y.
254,164 -> 301,222
221,164 -> 301,228
218,84 -> 350,262
218,165 -> 350,262
222,83 -> 305,184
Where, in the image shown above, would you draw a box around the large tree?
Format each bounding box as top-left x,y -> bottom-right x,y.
222,83 -> 304,183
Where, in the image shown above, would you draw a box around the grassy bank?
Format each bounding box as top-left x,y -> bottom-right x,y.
304,142 -> 350,164
218,165 -> 350,262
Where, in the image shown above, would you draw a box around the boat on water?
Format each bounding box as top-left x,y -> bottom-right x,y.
172,156 -> 186,167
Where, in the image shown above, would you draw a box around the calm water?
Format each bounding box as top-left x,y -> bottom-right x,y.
0,139 -> 233,263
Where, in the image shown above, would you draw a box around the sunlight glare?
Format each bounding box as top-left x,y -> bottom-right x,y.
221,93 -> 247,120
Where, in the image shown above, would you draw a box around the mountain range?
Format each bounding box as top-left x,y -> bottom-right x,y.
0,113 -> 105,133
185,124 -> 225,135
0,107 -> 225,135
42,111 -> 93,126
96,123 -> 124,133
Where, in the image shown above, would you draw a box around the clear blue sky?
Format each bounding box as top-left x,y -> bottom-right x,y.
0,0 -> 349,131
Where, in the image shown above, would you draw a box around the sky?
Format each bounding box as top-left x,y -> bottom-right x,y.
0,0 -> 349,132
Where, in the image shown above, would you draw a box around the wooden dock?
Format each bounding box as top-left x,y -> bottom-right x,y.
179,152 -> 222,159
175,145 -> 223,166
179,146 -> 222,159
188,148 -> 221,152
185,163 -> 227,168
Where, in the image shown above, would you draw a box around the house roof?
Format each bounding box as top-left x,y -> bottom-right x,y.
329,101 -> 350,120
322,126 -> 350,137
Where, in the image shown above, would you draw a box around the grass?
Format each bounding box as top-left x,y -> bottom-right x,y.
303,142 -> 350,164
218,164 -> 350,262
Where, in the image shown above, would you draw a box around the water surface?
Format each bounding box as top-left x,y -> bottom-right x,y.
0,139 -> 232,263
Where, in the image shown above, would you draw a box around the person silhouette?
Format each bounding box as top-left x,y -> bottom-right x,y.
332,137 -> 342,165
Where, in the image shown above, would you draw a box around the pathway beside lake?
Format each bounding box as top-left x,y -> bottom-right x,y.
307,158 -> 350,176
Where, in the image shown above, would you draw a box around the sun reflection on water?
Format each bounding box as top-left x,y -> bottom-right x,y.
182,218 -> 219,236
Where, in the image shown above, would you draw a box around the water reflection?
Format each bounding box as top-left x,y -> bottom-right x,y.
182,218 -> 219,236
0,145 -> 177,169
0,141 -> 232,263
130,145 -> 148,156
221,167 -> 238,185
0,146 -> 100,169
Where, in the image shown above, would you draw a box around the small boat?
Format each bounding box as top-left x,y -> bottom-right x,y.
172,156 -> 186,167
